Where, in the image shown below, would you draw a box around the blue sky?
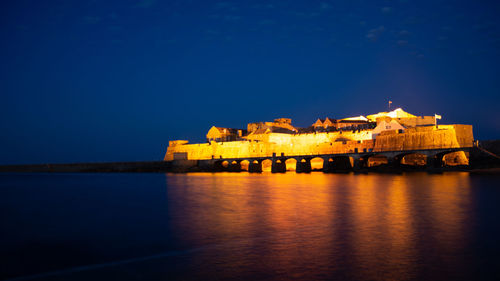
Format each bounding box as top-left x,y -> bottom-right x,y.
1,0 -> 499,164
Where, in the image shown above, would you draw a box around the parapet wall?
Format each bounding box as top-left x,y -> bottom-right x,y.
373,125 -> 473,152
165,130 -> 374,160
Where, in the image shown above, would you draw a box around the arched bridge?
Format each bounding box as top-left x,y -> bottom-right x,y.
198,147 -> 471,173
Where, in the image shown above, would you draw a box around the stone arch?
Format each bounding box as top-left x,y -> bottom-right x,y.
310,157 -> 324,171
401,153 -> 427,166
221,160 -> 229,168
441,151 -> 469,166
285,158 -> 297,171
262,159 -> 273,172
240,160 -> 250,171
366,154 -> 389,167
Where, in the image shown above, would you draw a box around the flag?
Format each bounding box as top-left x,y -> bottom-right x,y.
435,114 -> 442,120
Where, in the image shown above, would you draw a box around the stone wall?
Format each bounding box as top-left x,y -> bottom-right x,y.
164,125 -> 473,161
373,125 -> 473,152
165,130 -> 374,160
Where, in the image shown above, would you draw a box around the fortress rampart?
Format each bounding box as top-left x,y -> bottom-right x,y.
165,124 -> 473,161
164,108 -> 474,171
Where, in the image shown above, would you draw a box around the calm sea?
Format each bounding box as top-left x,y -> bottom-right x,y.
1,172 -> 499,281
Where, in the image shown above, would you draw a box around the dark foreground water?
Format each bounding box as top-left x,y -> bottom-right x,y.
1,172 -> 500,281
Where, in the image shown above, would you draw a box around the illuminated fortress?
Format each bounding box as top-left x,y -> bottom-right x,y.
164,108 -> 474,172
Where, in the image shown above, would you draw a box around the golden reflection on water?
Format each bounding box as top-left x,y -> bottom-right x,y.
165,172 -> 473,280
427,173 -> 471,254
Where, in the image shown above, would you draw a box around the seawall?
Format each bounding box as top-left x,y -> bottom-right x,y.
0,161 -> 172,173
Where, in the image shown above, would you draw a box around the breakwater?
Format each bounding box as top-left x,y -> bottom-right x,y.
0,161 -> 172,173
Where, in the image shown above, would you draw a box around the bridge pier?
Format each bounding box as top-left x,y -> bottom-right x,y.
248,160 -> 262,173
387,156 -> 402,169
296,158 -> 311,173
227,161 -> 241,172
212,160 -> 226,172
322,156 -> 353,172
322,158 -> 335,173
426,154 -> 444,169
351,156 -> 363,171
271,159 -> 286,173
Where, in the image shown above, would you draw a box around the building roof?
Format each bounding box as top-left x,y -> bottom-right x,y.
372,119 -> 406,135
337,119 -> 370,124
246,126 -> 296,136
211,127 -> 247,135
341,115 -> 368,121
366,108 -> 416,121
207,126 -> 246,139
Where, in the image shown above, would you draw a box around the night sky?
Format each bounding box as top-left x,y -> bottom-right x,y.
1,0 -> 499,164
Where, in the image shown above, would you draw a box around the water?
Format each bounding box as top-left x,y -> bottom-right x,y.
1,172 -> 499,281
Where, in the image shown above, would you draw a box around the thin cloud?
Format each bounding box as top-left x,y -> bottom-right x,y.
366,26 -> 385,41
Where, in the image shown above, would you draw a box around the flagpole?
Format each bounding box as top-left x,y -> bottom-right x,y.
434,114 -> 441,127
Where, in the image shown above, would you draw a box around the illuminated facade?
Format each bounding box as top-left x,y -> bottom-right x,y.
164,108 -> 474,171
